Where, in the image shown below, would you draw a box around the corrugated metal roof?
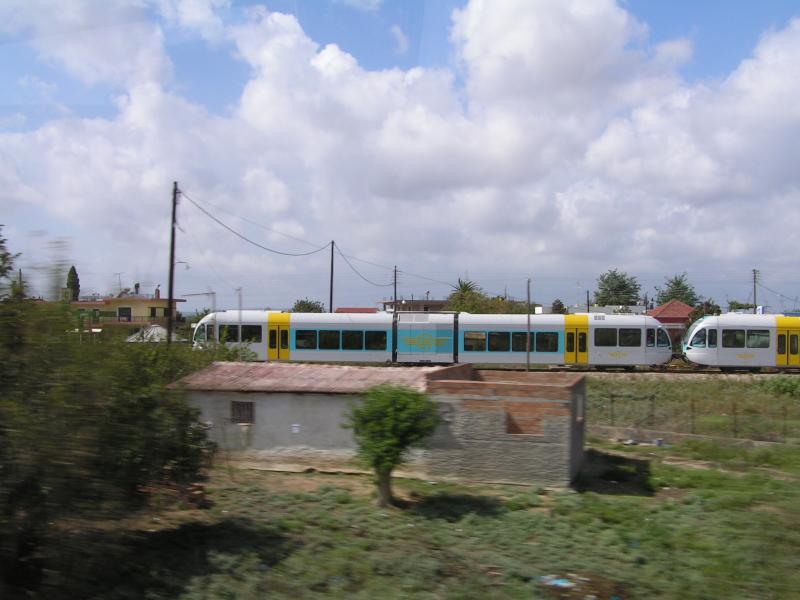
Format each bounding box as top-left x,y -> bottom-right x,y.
175,362 -> 445,394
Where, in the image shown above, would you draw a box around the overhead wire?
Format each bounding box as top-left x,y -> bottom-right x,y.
180,190 -> 330,257
335,244 -> 394,287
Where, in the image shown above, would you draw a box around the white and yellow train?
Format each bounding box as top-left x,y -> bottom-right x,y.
192,310 -> 675,367
683,313 -> 800,369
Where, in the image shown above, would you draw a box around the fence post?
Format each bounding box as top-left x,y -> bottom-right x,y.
732,401 -> 738,438
690,397 -> 696,435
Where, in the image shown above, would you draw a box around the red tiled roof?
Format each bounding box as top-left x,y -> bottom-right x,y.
334,307 -> 379,313
647,299 -> 694,320
174,362 -> 445,394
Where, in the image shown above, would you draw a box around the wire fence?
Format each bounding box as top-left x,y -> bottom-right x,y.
587,391 -> 799,443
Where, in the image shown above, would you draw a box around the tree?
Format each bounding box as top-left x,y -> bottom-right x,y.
347,385 -> 439,507
454,278 -> 479,294
728,300 -> 755,312
0,226 -> 19,299
66,265 -> 80,301
551,299 -> 568,314
654,272 -> 698,306
689,298 -> 721,324
290,297 -> 325,313
594,269 -> 641,306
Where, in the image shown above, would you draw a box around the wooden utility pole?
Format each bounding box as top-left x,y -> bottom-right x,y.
753,269 -> 759,314
526,278 -> 531,372
586,290 -> 590,313
329,240 -> 334,313
167,181 -> 178,346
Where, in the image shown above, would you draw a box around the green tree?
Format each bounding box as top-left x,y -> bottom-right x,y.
654,272 -> 698,306
728,300 -> 755,312
347,385 -> 439,507
0,226 -> 20,299
290,297 -> 326,313
551,299 -> 568,314
689,298 -> 721,324
594,268 -> 641,306
66,265 -> 80,301
444,279 -> 489,313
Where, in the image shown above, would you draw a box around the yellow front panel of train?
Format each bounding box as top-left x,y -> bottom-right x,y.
776,316 -> 800,367
564,314 -> 589,365
267,312 -> 291,361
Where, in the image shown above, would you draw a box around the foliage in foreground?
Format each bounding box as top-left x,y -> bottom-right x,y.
23,441 -> 800,599
0,298 -> 222,591
347,385 -> 439,506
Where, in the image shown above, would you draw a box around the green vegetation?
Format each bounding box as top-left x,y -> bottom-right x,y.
66,265 -> 80,300
16,440 -> 800,599
594,268 -> 641,306
654,272 -> 698,306
291,297 -> 326,313
587,376 -> 800,442
443,278 -> 539,314
347,385 -> 440,507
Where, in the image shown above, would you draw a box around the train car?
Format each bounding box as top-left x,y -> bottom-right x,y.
683,313 -> 800,369
192,310 -> 674,368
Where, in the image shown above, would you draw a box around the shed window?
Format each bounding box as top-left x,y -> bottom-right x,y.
594,328 -> 617,347
464,332 -> 486,352
535,332 -> 559,352
512,332 -> 530,352
319,330 -> 340,350
488,332 -> 510,352
722,329 -> 746,348
365,331 -> 388,350
295,330 -> 317,350
231,401 -> 254,424
342,330 -> 364,350
619,328 -> 641,347
746,330 -> 770,349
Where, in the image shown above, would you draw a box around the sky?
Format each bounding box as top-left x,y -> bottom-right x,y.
1,0 -> 799,314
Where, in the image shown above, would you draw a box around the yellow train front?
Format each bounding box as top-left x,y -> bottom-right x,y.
193,310 -> 674,368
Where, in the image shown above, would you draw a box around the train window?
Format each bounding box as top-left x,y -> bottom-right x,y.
722,329 -> 746,348
295,330 -> 317,350
657,329 -> 671,348
566,332 -> 575,353
365,331 -> 388,350
194,325 -> 206,342
280,329 -> 289,350
319,330 -> 340,350
535,332 -> 559,352
205,324 -> 214,342
342,330 -> 364,350
690,329 -> 706,348
708,329 -> 717,348
778,334 -> 786,355
464,331 -> 486,351
269,329 -> 277,349
595,328 -> 617,347
791,335 -> 799,355
746,330 -> 770,349
619,328 -> 641,347
578,332 -> 587,353
241,325 -> 262,343
646,328 -> 655,347
488,332 -> 510,352
511,332 -> 530,352
219,324 -> 239,343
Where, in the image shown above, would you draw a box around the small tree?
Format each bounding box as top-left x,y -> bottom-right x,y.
594,268 -> 641,306
66,265 -> 80,301
689,298 -> 721,324
551,299 -> 568,314
290,297 -> 326,313
654,272 -> 698,306
347,385 -> 439,507
0,226 -> 20,299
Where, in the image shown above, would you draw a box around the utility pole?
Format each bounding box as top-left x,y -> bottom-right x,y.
586,290 -> 590,313
753,269 -> 759,314
167,181 -> 179,346
393,266 -> 397,312
526,278 -> 531,372
236,287 -> 243,359
329,240 -> 334,313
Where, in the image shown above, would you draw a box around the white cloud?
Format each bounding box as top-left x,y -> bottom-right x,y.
1,1 -> 800,307
334,0 -> 383,12
390,24 -> 409,55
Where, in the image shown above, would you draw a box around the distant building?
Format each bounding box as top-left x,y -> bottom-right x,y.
335,307 -> 379,314
71,290 -> 185,332
647,299 -> 694,346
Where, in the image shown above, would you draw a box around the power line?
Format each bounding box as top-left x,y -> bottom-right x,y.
180,190 -> 330,257
335,244 -> 393,287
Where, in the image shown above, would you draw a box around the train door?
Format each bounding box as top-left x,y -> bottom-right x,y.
267,312 -> 291,361
776,317 -> 800,368
564,315 -> 589,365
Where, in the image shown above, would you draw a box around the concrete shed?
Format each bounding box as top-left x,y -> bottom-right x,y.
176,362 -> 585,487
